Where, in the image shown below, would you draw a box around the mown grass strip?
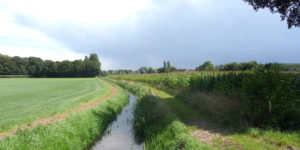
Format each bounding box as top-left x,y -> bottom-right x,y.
0,83 -> 128,150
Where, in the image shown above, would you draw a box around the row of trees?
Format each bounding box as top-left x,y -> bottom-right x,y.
101,61 -> 300,76
102,61 -> 179,76
0,53 -> 101,77
196,61 -> 258,71
157,61 -> 176,73
196,61 -> 300,71
101,69 -> 136,76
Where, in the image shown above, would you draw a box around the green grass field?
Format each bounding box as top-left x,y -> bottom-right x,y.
0,82 -> 129,150
0,78 -> 111,132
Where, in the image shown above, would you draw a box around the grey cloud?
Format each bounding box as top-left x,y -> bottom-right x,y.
13,0 -> 300,70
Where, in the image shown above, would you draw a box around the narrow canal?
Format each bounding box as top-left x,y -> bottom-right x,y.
91,92 -> 143,150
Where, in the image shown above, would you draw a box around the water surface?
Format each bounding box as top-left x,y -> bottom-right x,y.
91,92 -> 143,150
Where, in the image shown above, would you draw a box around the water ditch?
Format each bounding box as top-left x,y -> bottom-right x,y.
91,92 -> 143,150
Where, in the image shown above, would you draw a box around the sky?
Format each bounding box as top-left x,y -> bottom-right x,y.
0,0 -> 299,70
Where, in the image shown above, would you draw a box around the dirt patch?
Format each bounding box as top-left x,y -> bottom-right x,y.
190,122 -> 224,144
0,79 -> 118,141
192,130 -> 221,144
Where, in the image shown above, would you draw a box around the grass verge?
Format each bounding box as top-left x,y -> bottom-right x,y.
108,78 -> 212,150
0,83 -> 128,150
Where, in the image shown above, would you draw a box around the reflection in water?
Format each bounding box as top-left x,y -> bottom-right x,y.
91,92 -> 143,150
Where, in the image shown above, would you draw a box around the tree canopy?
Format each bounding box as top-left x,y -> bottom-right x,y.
0,53 -> 101,77
196,61 -> 214,71
244,0 -> 300,28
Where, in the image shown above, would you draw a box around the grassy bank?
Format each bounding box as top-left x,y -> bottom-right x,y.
0,83 -> 128,150
109,78 -> 300,150
108,78 -> 212,150
0,78 -> 111,132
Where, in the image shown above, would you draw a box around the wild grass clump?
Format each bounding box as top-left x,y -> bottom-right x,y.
0,86 -> 128,150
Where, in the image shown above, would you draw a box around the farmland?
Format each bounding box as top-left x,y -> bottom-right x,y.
0,78 -> 132,149
0,69 -> 299,149
108,69 -> 300,149
0,78 -> 111,133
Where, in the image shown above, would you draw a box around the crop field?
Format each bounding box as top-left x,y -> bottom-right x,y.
0,78 -> 111,133
108,71 -> 300,149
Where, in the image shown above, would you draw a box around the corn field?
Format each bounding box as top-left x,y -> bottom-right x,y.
109,69 -> 300,129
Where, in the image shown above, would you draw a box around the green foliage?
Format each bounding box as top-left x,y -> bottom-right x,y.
196,61 -> 214,71
109,68 -> 300,129
0,85 -> 128,150
138,67 -> 157,74
158,60 -> 173,73
242,65 -> 299,129
243,0 -> 300,28
280,63 -> 300,71
0,53 -> 101,77
197,61 -> 259,71
223,62 -> 239,71
109,79 -> 211,150
102,69 -> 136,76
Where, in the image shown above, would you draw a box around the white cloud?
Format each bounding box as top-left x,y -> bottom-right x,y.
0,0 -> 154,68
0,46 -> 86,61
2,0 -> 152,25
0,8 -> 87,61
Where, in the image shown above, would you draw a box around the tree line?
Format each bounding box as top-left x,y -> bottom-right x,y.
0,53 -> 101,77
196,61 -> 300,72
102,60 -> 300,76
101,61 -> 180,76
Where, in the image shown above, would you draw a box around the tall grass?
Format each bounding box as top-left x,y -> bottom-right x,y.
0,85 -> 128,150
108,79 -> 212,150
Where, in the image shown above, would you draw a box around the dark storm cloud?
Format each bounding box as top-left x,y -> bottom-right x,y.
13,0 -> 300,69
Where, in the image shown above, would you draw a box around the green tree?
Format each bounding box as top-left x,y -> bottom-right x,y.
244,0 -> 300,28
239,61 -> 258,70
138,67 -> 148,74
167,61 -> 170,68
73,60 -> 85,77
43,60 -> 57,77
163,61 -> 167,70
28,57 -> 44,77
197,61 -> 214,71
57,60 -> 73,77
148,67 -> 156,73
84,54 -> 101,77
170,66 -> 177,72
224,62 -> 239,71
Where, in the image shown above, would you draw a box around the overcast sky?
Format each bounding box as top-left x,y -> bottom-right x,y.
0,0 -> 299,70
